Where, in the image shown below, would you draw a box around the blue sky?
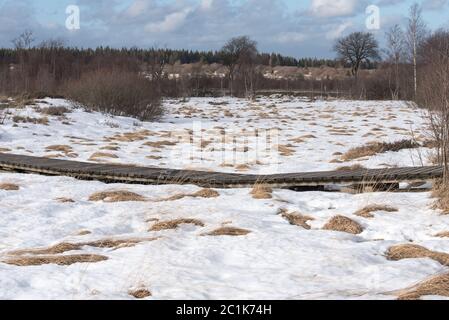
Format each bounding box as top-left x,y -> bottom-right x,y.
1,0 -> 448,58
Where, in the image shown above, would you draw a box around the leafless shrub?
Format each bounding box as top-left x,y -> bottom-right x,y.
418,30 -> 449,183
65,69 -> 163,121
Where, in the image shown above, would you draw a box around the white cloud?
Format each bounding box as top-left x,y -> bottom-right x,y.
125,0 -> 151,18
145,8 -> 192,33
423,0 -> 448,10
326,21 -> 353,39
200,0 -> 213,11
274,32 -> 307,44
310,0 -> 358,18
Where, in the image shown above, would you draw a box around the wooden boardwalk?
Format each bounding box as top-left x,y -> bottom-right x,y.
0,153 -> 443,189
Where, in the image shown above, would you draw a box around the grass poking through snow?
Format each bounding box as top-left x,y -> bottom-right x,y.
322,215 -> 364,234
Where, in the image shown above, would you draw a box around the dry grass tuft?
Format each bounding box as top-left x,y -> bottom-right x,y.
12,115 -> 49,125
251,184 -> 273,199
3,254 -> 108,266
129,288 -> 152,299
40,106 -> 71,116
143,140 -> 177,148
354,204 -> 398,218
107,130 -> 152,142
88,152 -> 119,161
278,145 -> 295,156
386,244 -> 449,266
435,231 -> 449,238
10,243 -> 82,255
84,238 -> 157,249
45,145 -> 73,154
396,272 -> 449,300
431,183 -> 449,214
322,215 -> 364,234
342,139 -> 419,161
89,190 -> 146,202
192,188 -> 220,198
158,189 -> 220,202
279,209 -> 314,230
150,218 -> 205,231
9,237 -> 157,256
205,227 -> 251,236
55,197 -> 75,203
0,183 -> 20,191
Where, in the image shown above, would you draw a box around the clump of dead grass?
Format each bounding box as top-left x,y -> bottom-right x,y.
278,208 -> 314,230
322,215 -> 364,234
9,237 -> 158,256
88,152 -> 119,161
204,227 -> 251,236
342,139 -> 419,161
386,244 -> 449,266
158,188 -> 220,202
12,115 -> 49,125
0,183 -> 20,191
40,106 -> 71,116
278,145 -> 295,156
89,190 -> 146,202
143,140 -> 177,148
395,272 -> 449,300
354,204 -> 398,218
150,219 -> 205,231
250,184 -> 273,199
431,182 -> 449,214
3,254 -> 108,266
129,288 -> 152,299
435,231 -> 449,238
192,188 -> 220,198
55,197 -> 75,203
45,145 -> 73,155
10,243 -> 83,256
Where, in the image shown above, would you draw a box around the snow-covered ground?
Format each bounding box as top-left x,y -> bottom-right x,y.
0,96 -> 447,300
0,96 -> 433,173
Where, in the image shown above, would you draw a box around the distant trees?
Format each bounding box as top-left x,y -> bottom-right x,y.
334,32 -> 380,78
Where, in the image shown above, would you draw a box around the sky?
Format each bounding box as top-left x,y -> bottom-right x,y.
0,0 -> 448,58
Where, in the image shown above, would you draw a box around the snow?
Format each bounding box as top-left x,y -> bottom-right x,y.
0,96 -> 447,300
0,96 -> 433,173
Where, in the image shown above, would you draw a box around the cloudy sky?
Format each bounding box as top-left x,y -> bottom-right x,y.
0,0 -> 448,57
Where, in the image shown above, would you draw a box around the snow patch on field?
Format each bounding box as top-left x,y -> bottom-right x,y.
0,96 -> 447,300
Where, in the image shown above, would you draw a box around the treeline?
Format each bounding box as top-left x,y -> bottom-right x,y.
0,47 -> 339,68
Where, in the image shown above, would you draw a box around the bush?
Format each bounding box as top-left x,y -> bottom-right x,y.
65,70 -> 162,121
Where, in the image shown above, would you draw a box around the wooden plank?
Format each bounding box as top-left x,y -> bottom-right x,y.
0,153 -> 444,188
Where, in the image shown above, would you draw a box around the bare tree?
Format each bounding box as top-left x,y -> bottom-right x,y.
146,47 -> 170,94
221,36 -> 258,96
384,25 -> 406,99
406,3 -> 427,99
334,32 -> 380,78
418,30 -> 449,182
12,30 -> 35,49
